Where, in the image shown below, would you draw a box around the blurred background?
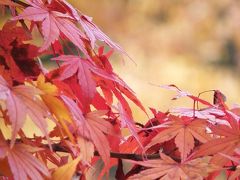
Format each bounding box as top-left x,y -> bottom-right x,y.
69,0 -> 240,122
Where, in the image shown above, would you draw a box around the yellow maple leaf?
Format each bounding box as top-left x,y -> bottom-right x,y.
52,156 -> 82,180
36,74 -> 74,142
37,74 -> 58,96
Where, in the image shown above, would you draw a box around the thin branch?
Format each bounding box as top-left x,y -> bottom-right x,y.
49,142 -> 160,161
224,165 -> 237,171
95,151 -> 160,161
9,138 -> 161,161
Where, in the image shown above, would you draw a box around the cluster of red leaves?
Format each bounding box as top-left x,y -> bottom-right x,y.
0,1 -> 240,180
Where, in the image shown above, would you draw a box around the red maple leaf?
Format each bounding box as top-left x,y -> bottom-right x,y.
0,22 -> 40,82
0,21 -> 31,50
12,0 -> 87,54
92,47 -> 146,113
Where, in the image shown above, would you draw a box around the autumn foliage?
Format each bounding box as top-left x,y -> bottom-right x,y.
1,0 -> 240,180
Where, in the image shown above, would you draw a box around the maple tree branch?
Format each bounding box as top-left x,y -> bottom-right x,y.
29,142 -> 240,169
7,138 -> 173,161
224,165 -> 237,171
95,151 -> 160,161
8,139 -> 161,161
49,142 -> 160,161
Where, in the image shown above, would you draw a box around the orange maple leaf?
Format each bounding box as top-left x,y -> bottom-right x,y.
52,156 -> 82,180
147,115 -> 211,161
193,111 -> 240,166
128,153 -> 219,180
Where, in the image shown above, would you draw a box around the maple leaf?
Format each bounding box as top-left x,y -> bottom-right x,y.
0,21 -> 31,50
0,22 -> 40,82
147,115 -> 211,161
52,155 -> 82,180
93,47 -> 146,113
171,107 -> 225,121
63,137 -> 94,166
0,75 -> 51,146
0,52 -> 25,82
61,95 -> 115,165
128,153 -> 218,180
118,102 -> 143,149
85,111 -> 113,165
77,137 -> 94,163
193,111 -> 240,166
0,137 -> 50,180
59,0 -> 126,55
12,0 -> 87,54
78,15 -> 126,54
161,84 -> 213,107
53,55 -> 97,101
52,55 -> 129,102
218,153 -> 240,180
36,74 -> 74,142
11,43 -> 40,77
0,65 -> 12,85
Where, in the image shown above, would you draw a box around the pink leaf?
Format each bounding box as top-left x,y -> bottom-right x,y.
0,137 -> 49,180
62,95 -> 114,165
12,1 -> 87,54
53,55 -> 130,102
161,84 -> 213,106
79,15 -> 126,54
59,0 -> 126,55
53,56 -> 97,101
0,76 -> 51,146
8,144 -> 50,180
118,103 -> 143,149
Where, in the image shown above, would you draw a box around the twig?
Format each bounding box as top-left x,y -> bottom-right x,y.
95,151 -> 160,161
49,142 -> 160,161
10,138 -> 160,161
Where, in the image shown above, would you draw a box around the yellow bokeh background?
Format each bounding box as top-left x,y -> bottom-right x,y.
68,0 -> 240,122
